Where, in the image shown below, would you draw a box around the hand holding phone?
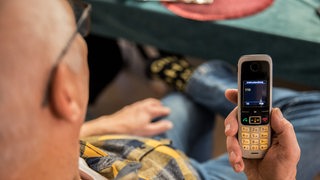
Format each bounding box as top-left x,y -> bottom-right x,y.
225,90 -> 300,179
238,54 -> 272,159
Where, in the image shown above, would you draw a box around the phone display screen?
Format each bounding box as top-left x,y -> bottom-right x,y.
243,80 -> 267,107
240,60 -> 270,109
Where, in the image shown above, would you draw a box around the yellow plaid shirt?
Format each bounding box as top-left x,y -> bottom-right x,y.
80,135 -> 200,179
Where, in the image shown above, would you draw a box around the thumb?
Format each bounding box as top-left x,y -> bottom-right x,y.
271,108 -> 298,148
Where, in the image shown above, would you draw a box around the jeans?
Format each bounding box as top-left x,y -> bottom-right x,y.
158,60 -> 320,180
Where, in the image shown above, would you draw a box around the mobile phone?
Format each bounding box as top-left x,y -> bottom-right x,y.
237,54 -> 272,159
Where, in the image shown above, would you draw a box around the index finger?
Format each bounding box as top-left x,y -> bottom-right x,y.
225,89 -> 238,104
224,107 -> 239,137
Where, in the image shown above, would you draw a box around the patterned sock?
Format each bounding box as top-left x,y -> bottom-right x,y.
146,56 -> 194,91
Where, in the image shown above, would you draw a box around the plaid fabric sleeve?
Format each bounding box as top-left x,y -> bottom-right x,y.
80,135 -> 200,180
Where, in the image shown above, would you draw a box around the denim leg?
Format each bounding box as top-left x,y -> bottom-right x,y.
180,60 -> 320,179
157,92 -> 246,179
274,92 -> 320,179
185,60 -> 303,116
157,92 -> 215,162
185,60 -> 238,117
190,155 -> 247,180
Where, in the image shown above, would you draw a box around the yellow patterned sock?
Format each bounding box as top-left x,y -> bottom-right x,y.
147,56 -> 193,91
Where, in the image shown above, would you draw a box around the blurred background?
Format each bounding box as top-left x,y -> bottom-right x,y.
84,0 -> 320,176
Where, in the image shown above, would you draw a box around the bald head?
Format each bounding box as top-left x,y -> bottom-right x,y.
0,0 -> 75,58
0,0 -> 89,179
0,0 -> 76,104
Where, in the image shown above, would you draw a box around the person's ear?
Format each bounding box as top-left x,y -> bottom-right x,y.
49,64 -> 82,122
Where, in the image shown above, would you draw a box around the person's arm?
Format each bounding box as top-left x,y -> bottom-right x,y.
80,98 -> 173,138
224,89 -> 300,180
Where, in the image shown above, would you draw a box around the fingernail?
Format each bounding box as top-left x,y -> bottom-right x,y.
229,151 -> 236,159
225,124 -> 230,133
167,122 -> 173,129
275,108 -> 283,119
234,164 -> 241,172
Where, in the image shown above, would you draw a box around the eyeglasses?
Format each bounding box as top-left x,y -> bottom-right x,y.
55,1 -> 91,64
42,1 -> 91,106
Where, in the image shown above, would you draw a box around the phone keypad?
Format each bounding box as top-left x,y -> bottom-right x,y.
241,125 -> 269,151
